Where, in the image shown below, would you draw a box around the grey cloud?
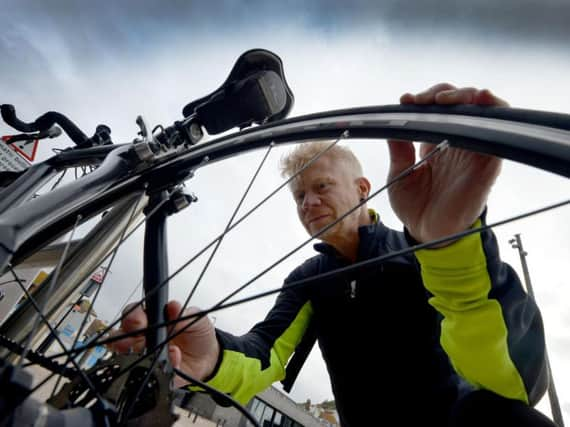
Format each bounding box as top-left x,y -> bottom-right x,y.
2,0 -> 568,99
0,25 -> 60,98
2,0 -> 569,55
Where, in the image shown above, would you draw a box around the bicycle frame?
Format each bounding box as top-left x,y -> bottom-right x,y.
0,145 -> 144,352
0,145 -> 117,214
4,105 -> 569,263
0,105 -> 569,339
0,103 -> 568,425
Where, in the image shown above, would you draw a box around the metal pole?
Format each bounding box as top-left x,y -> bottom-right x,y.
509,234 -> 564,427
143,190 -> 170,362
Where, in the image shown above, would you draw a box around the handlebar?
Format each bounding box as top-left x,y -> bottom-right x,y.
1,104 -> 110,148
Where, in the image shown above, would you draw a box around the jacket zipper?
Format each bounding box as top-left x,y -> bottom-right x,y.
349,280 -> 357,299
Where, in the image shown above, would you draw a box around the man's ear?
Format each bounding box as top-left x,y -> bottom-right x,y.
356,177 -> 371,200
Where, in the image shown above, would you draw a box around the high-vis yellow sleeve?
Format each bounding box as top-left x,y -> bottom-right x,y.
191,300 -> 314,404
415,221 -> 530,403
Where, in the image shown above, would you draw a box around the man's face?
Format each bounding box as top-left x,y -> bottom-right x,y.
290,154 -> 363,243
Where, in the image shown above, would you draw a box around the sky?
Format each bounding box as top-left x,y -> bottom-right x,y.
1,0 -> 569,421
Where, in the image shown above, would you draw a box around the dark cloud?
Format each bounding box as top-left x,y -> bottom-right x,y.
1,0 -> 567,102
1,0 -> 569,51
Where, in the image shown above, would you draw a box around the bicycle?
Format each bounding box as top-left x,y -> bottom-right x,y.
0,48 -> 568,426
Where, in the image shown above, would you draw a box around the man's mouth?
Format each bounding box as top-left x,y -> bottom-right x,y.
308,214 -> 329,224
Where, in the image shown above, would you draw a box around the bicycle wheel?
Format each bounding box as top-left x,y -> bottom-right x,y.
0,104 -> 568,426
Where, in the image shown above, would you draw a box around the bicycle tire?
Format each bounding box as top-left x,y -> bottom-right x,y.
0,103 -> 568,426
3,103 -> 569,341
3,104 -> 569,269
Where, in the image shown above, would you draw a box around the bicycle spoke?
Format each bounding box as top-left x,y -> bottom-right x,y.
17,214 -> 81,368
40,137 -> 568,377
51,206 -> 143,397
25,201 -> 151,404
182,143 -> 273,306
1,95 -> 567,427
173,368 -> 261,427
121,344 -> 163,422
30,371 -> 57,396
110,278 -> 143,325
41,136 -> 436,363
73,195 -> 143,355
49,169 -> 67,192
49,193 -> 144,397
52,193 -> 568,386
47,135 -> 345,362
121,143 -> 276,420
120,190 -> 190,422
178,140 -> 450,311
86,195 -> 570,358
46,138 -> 451,365
0,278 -> 28,287
176,133 -> 341,309
8,265 -> 105,403
19,194 -> 166,367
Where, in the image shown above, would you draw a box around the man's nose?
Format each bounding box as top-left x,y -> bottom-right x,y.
302,192 -> 321,210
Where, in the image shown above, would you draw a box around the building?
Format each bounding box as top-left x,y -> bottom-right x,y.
177,386 -> 325,427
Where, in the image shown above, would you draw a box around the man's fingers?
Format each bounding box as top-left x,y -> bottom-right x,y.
404,82 -> 457,104
435,87 -> 509,106
165,300 -> 205,336
387,139 -> 415,179
106,303 -> 148,354
165,300 -> 183,321
419,142 -> 439,159
107,330 -> 146,353
402,84 -> 508,108
168,344 -> 182,369
435,87 -> 478,104
121,302 -> 148,333
474,88 -> 510,107
399,92 -> 415,104
166,300 -> 188,334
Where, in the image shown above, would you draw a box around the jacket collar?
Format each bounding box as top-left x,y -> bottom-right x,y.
313,209 -> 381,258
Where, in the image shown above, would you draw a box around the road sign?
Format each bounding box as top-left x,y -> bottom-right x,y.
0,137 -> 31,171
1,135 -> 38,166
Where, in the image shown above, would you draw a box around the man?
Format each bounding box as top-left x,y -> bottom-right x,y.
113,84 -> 553,426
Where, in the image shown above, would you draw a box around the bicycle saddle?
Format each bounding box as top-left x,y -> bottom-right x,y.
182,49 -> 294,134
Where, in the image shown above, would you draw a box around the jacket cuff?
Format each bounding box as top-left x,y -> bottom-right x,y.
201,329 -> 226,382
414,219 -> 488,299
404,207 -> 488,251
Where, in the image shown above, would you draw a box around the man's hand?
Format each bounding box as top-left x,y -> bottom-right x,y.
387,83 -> 508,245
108,301 -> 220,388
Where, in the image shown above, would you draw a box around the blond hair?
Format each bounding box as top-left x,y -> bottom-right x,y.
279,141 -> 363,178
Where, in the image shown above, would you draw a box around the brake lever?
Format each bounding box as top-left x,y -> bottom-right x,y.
3,126 -> 62,146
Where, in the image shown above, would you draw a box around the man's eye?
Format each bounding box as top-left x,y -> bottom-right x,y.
318,182 -> 329,190
295,192 -> 305,202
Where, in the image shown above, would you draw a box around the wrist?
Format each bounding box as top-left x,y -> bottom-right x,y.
404,227 -> 458,249
201,332 -> 223,381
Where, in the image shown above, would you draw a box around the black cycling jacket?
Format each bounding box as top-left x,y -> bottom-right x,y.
199,215 -> 548,426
